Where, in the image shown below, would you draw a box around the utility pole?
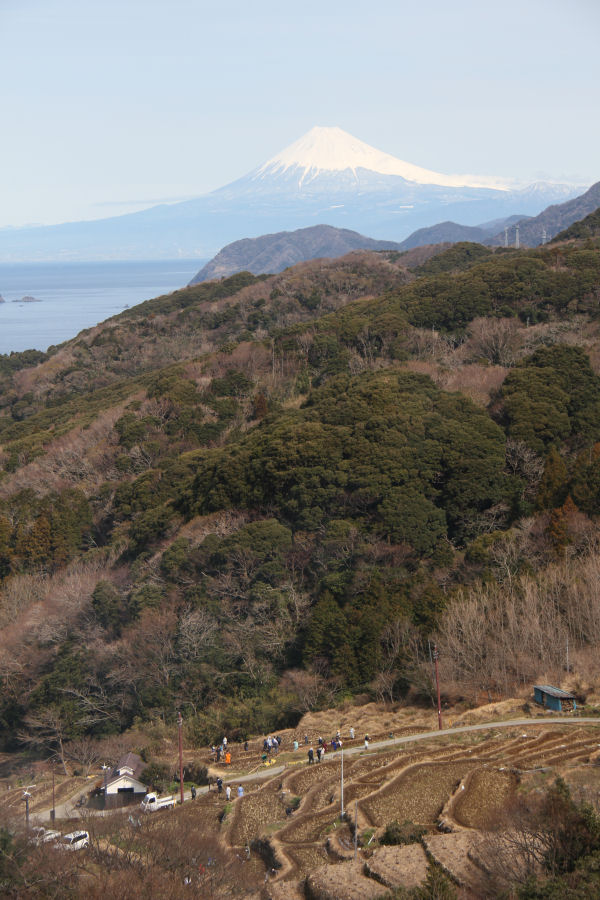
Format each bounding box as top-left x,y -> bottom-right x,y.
101,764 -> 110,811
340,744 -> 344,819
354,800 -> 358,859
566,635 -> 569,674
51,766 -> 56,823
23,790 -> 31,832
178,711 -> 184,805
433,645 -> 443,730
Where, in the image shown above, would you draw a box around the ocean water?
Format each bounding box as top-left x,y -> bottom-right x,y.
0,259 -> 202,355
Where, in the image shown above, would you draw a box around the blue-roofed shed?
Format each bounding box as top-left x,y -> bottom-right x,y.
533,685 -> 577,712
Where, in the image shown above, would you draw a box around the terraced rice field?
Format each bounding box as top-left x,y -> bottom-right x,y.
278,809 -> 338,844
365,843 -> 429,889
452,767 -> 518,829
285,843 -> 329,875
361,760 -> 479,827
229,785 -> 289,846
121,722 -> 600,895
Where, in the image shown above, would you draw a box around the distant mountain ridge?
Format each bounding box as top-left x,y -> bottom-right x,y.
192,216 -> 529,282
189,225 -> 404,283
486,181 -> 600,247
0,126 -> 588,261
190,183 -> 600,284
552,206 -> 600,242
386,183 -> 600,252
394,215 -> 527,251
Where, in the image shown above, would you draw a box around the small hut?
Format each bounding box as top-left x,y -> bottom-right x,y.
533,685 -> 577,712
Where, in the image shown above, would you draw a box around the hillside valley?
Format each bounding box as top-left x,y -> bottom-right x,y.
2,219 -> 600,894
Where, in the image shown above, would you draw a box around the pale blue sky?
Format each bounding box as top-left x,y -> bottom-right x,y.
1,0 -> 598,227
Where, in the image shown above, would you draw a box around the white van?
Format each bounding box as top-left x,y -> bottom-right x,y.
60,830 -> 89,850
31,826 -> 61,844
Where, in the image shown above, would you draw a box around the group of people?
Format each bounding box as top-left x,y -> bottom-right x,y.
262,735 -> 282,756
210,724 -> 373,778
213,776 -> 244,800
306,727 -> 370,763
211,736 -> 232,765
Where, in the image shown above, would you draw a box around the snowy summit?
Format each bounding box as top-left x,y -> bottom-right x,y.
254,126 -> 512,191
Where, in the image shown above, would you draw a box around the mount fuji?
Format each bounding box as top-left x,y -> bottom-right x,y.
0,127 -> 589,261
249,125 -> 515,192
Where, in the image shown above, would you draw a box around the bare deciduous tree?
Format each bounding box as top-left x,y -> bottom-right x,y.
467,316 -> 522,366
18,707 -> 72,774
65,736 -> 102,776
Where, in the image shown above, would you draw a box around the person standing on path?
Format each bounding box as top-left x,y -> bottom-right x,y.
308,746 -> 314,764
237,785 -> 244,798
226,785 -> 231,801
350,726 -> 355,740
364,734 -> 369,750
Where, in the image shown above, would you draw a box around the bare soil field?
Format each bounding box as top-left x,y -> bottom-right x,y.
229,786 -> 289,847
361,760 -> 480,827
452,767 -> 518,829
365,843 -> 429,889
307,859 -> 386,899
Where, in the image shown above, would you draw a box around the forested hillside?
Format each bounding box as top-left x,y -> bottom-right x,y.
2,232 -> 600,755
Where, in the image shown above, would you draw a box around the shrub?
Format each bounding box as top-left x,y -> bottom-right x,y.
183,762 -> 208,785
140,762 -> 170,793
380,819 -> 427,846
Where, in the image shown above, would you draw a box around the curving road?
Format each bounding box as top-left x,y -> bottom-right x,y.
34,716 -> 600,823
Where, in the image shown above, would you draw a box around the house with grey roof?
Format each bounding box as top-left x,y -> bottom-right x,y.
104,752 -> 147,797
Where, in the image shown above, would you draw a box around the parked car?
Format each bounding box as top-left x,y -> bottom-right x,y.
59,830 -> 89,850
30,826 -> 61,844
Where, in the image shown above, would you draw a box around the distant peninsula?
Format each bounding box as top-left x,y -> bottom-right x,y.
14,295 -> 42,303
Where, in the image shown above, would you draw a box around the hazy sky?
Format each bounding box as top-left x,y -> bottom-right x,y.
1,0 -> 598,227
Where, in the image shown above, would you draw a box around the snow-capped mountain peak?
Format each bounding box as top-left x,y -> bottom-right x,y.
254,126 -> 512,191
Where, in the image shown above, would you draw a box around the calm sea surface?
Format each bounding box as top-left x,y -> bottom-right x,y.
0,259 -> 202,355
